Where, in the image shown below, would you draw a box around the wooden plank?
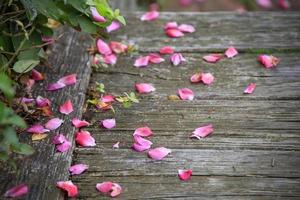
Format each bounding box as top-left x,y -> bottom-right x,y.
72,176 -> 300,199
0,27 -> 92,200
111,12 -> 300,52
92,53 -> 300,100
109,0 -> 138,12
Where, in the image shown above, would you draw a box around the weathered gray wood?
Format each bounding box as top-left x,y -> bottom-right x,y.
0,27 -> 92,200
111,12 -> 300,52
109,0 -> 138,12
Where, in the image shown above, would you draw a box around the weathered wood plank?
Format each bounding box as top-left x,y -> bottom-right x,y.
0,27 -> 92,200
111,12 -> 300,52
93,53 -> 300,100
109,0 -> 138,12
72,176 -> 300,199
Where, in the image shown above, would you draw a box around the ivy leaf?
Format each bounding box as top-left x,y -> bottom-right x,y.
13,59 -> 39,73
12,143 -> 35,155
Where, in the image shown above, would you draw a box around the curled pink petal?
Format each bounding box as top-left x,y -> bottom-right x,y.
256,0 -> 273,8
36,96 -> 51,107
258,54 -> 279,68
148,53 -> 165,64
56,181 -> 78,197
45,118 -> 63,130
132,135 -> 153,152
133,126 -> 153,137
135,83 -> 156,94
46,82 -> 66,91
75,130 -> 96,147
90,7 -> 106,22
4,184 -> 28,198
166,29 -> 184,38
110,41 -> 128,54
190,73 -> 202,83
178,169 -> 193,181
279,0 -> 290,9
26,79 -> 35,92
107,21 -> 121,33
148,147 -> 171,160
170,53 -> 186,66
41,36 -> 54,44
31,69 -> 44,81
96,182 -> 122,197
110,183 -> 122,197
177,88 -> 194,101
225,46 -> 238,58
141,10 -> 159,21
72,118 -> 90,128
101,118 -> 116,129
203,54 -> 223,63
164,22 -> 178,30
178,24 -> 195,33
56,140 -> 71,152
113,141 -> 120,149
18,97 -> 35,104
69,164 -> 89,175
190,124 -> 214,139
103,54 -> 117,65
52,134 -> 67,145
201,73 -> 214,85
101,95 -> 115,103
59,100 -> 73,115
134,56 -> 150,68
58,74 -> 76,86
97,39 -> 112,56
160,46 -> 174,54
27,124 -> 49,134
244,83 -> 256,94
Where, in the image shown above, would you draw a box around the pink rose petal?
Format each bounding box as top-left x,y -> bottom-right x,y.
101,118 -> 116,129
134,56 -> 150,68
103,54 -> 117,65
178,169 -> 193,181
72,118 -> 90,128
177,88 -> 194,101
279,0 -> 290,10
190,124 -> 214,139
225,46 -> 238,58
203,54 -> 223,63
170,53 -> 186,66
101,95 -> 115,103
27,124 -> 49,134
110,183 -> 122,197
190,73 -> 202,83
165,28 -> 184,38
75,130 -> 96,147
148,147 -> 171,160
96,182 -> 122,197
26,79 -> 35,92
141,10 -> 159,21
90,7 -> 106,22
132,135 -> 153,152
69,164 -> 89,175
160,46 -> 175,54
106,21 -> 121,33
4,184 -> 28,198
256,0 -> 273,8
45,118 -> 63,130
113,141 -> 120,149
52,134 -> 67,144
46,82 -> 66,91
133,126 -> 153,137
179,0 -> 193,6
164,22 -> 178,30
97,39 -> 112,56
201,73 -> 214,85
58,74 -> 77,86
244,83 -> 256,94
178,24 -> 195,33
36,96 -> 51,107
56,181 -> 78,197
18,97 -> 35,104
135,83 -> 156,94
110,41 -> 128,54
258,54 -> 279,68
59,99 -> 73,115
56,140 -> 71,152
31,69 -> 44,81
148,53 -> 165,64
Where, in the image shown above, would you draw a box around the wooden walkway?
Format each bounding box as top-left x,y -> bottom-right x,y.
0,12 -> 300,200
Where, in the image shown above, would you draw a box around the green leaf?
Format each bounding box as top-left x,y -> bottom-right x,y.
6,115 -> 27,129
12,143 -> 35,155
77,15 -> 98,34
0,73 -> 15,100
116,15 -> 126,25
13,59 -> 39,73
0,152 -> 9,161
123,101 -> 132,108
3,127 -> 19,145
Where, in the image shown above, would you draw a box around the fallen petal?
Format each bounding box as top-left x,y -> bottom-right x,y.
278,0 -> 290,9
133,126 -> 153,137
27,124 -> 49,134
203,54 -> 223,63
90,7 -> 106,22
141,10 -> 159,21
178,24 -> 195,33
178,169 -> 193,181
101,95 -> 115,103
45,118 -> 63,130
31,69 -> 44,81
75,130 -> 96,147
166,28 -> 184,38
4,184 -> 28,198
132,135 -> 153,152
56,181 -> 78,197
110,183 -> 122,197
32,133 -> 48,141
46,82 -> 66,91
69,164 -> 89,175
177,88 -> 194,100
148,147 -> 171,160
148,53 -> 165,64
113,141 -> 120,149
52,134 -> 67,144
59,100 -> 73,115
26,79 -> 35,92
164,22 -> 178,30
160,46 -> 174,54
135,83 -> 156,94
72,118 -> 90,128
101,118 -> 116,129
36,96 -> 51,107
96,182 -> 113,193
201,73 -> 214,85
190,124 -> 214,139
134,56 -> 150,68
244,83 -> 256,94
225,46 -> 238,58
97,39 -> 112,56
256,0 -> 273,8
106,21 -> 121,33
103,54 -> 117,65
58,74 -> 77,86
190,73 -> 202,83
258,54 -> 279,68
18,97 -> 35,104
56,140 -> 72,152
170,53 -> 186,66
110,41 -> 128,54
